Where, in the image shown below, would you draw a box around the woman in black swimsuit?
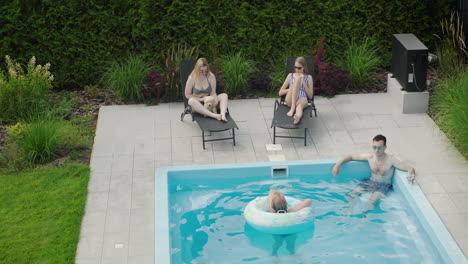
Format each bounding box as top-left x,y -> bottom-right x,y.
184,58 -> 229,121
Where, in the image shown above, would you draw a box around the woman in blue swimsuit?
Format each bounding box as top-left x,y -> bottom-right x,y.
184,58 -> 229,121
278,57 -> 314,125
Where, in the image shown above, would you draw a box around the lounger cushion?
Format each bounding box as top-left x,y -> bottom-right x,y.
271,103 -> 312,129
193,112 -> 238,132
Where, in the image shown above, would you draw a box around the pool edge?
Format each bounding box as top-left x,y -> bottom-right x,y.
394,170 -> 467,263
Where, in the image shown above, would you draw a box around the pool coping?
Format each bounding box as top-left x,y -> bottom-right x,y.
155,159 -> 467,264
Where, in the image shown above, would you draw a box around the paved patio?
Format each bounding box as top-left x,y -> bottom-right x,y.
76,94 -> 468,264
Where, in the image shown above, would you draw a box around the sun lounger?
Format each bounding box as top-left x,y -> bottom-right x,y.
271,57 -> 317,146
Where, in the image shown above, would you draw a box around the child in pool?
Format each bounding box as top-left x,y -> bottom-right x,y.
268,189 -> 312,214
268,189 -> 312,259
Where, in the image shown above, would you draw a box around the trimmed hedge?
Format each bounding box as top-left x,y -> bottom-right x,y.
0,0 -> 454,89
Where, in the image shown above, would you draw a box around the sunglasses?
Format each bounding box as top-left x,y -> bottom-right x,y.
200,69 -> 208,73
294,66 -> 303,70
372,146 -> 383,150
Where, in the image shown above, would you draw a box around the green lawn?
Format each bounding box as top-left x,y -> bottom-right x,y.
0,162 -> 89,264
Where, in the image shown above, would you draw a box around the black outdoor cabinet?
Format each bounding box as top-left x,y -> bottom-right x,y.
391,34 -> 428,92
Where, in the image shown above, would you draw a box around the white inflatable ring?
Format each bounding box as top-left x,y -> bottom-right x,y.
244,196 -> 314,235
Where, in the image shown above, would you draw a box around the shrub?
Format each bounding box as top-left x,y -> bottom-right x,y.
436,43 -> 466,78
164,59 -> 178,101
248,66 -> 271,94
143,63 -> 167,103
162,43 -> 199,74
314,38 -> 351,96
436,12 -> 468,58
21,97 -> 73,123
269,68 -> 285,95
101,55 -> 151,102
15,121 -> 61,165
219,52 -> 254,96
435,12 -> 467,78
2,120 -> 92,168
161,43 -> 199,101
0,1 -> 452,89
210,46 -> 226,93
336,38 -> 381,89
315,63 -> 351,96
431,70 -> 468,158
0,56 -> 54,123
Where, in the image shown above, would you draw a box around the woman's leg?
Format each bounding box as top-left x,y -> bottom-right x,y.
188,98 -> 221,120
293,97 -> 309,125
216,93 -> 228,122
286,77 -> 301,117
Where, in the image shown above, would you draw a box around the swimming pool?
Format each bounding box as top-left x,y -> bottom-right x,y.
155,160 -> 467,264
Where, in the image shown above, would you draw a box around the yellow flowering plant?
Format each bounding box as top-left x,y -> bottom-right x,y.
7,122 -> 29,140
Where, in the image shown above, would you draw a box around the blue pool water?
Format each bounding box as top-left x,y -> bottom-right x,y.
156,160 -> 467,264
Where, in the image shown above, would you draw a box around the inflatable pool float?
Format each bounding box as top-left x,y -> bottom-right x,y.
244,196 -> 314,235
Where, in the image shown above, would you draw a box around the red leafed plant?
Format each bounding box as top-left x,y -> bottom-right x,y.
318,64 -> 351,96
143,60 -> 167,103
313,37 -> 350,96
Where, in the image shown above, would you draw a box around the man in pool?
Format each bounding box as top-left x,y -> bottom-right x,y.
332,134 -> 416,214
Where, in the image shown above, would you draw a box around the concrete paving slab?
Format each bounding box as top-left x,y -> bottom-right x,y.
101,232 -> 129,260
85,191 -> 109,213
80,211 -> 106,236
129,231 -> 155,257
76,233 -> 104,260
128,255 -> 154,264
105,210 -> 130,233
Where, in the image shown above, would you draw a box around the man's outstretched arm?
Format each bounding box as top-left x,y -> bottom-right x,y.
332,154 -> 369,176
394,161 -> 416,184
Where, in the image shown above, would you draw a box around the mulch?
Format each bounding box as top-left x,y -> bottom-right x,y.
56,90 -> 124,120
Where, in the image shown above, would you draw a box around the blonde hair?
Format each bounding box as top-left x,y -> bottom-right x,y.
271,192 -> 288,212
190,58 -> 212,80
295,56 -> 308,75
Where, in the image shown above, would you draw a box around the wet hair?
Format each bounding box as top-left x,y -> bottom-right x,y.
271,193 -> 288,213
373,134 -> 387,146
295,57 -> 308,75
190,57 -> 211,80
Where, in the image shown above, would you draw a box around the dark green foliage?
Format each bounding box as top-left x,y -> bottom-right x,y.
101,54 -> 151,102
336,38 -> 382,89
0,0 -> 454,89
219,52 -> 254,96
431,70 -> 468,158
